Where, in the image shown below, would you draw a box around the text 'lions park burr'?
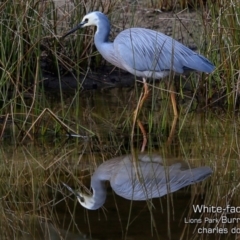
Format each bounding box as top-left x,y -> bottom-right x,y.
63,154 -> 212,210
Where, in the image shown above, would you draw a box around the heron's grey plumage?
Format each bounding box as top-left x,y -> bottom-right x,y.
63,154 -> 212,210
63,11 -> 215,79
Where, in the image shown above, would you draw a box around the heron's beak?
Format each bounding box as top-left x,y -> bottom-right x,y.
62,182 -> 85,202
61,22 -> 85,38
62,182 -> 76,194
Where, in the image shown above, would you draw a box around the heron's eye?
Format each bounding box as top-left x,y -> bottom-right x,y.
84,18 -> 89,23
76,192 -> 85,202
79,196 -> 85,203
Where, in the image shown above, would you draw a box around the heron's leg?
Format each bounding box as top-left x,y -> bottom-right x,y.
131,78 -> 149,152
131,79 -> 149,185
170,83 -> 178,117
138,78 -> 149,110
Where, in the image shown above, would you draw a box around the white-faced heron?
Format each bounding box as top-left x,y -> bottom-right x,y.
63,11 -> 215,79
63,154 -> 212,210
62,11 -> 215,149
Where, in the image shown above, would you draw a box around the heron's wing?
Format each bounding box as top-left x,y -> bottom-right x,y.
114,28 -> 214,74
111,160 -> 212,201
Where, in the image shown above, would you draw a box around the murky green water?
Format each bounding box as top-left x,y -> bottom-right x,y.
0,88 -> 239,240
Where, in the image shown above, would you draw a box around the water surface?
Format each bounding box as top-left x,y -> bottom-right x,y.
0,88 -> 239,240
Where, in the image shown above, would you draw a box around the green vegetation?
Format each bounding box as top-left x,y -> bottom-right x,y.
0,0 -> 239,139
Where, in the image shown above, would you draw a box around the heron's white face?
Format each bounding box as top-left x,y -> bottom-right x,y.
62,12 -> 104,38
62,182 -> 104,210
80,12 -> 100,27
76,192 -> 97,210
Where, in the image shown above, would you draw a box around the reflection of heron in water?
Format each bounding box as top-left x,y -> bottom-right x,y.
63,154 -> 212,210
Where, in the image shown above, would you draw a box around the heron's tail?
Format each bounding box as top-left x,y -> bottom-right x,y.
183,55 -> 215,73
191,166 -> 213,183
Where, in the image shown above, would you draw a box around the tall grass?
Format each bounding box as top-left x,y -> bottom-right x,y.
0,0 -> 239,140
203,0 -> 240,109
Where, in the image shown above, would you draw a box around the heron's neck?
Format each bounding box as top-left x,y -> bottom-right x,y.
83,160 -> 116,210
87,175 -> 107,210
94,18 -> 111,51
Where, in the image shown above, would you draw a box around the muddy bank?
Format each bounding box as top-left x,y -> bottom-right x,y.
42,67 -> 136,91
